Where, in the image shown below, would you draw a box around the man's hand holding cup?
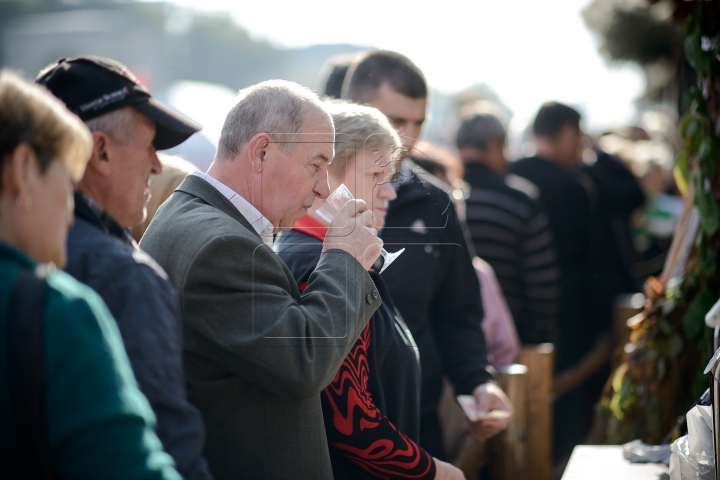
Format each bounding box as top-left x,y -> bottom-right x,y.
322,199 -> 383,271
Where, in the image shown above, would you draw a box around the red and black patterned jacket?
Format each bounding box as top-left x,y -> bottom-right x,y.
276,215 -> 436,479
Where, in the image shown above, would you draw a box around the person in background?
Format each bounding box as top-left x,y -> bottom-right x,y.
318,53 -> 357,99
36,56 -> 213,480
409,141 -> 520,368
509,101 -> 597,464
131,153 -> 197,242
141,80 -> 383,479
582,144 -> 646,321
277,102 -> 465,480
0,70 -> 181,479
456,112 -> 561,346
343,50 -> 511,460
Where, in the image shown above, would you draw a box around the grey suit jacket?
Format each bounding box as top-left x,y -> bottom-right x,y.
140,175 -> 380,479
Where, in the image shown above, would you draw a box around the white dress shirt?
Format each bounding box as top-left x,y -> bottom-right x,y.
191,171 -> 274,247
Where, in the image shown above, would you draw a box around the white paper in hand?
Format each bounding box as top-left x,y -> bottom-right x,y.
457,395 -> 512,421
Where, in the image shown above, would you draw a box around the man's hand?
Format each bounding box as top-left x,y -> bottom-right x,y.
433,458 -> 465,480
465,383 -> 513,442
322,199 -> 383,270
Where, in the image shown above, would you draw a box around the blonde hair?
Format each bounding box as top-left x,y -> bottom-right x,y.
0,70 -> 92,187
324,101 -> 402,177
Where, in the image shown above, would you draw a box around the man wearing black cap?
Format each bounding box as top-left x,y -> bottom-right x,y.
36,56 -> 212,480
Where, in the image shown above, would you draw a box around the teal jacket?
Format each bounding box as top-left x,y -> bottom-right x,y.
0,242 -> 181,479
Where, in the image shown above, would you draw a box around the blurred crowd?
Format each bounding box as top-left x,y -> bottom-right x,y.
1,48 -> 682,480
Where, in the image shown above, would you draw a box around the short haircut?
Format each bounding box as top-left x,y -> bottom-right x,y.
324,101 -> 402,178
456,113 -> 507,151
216,80 -> 331,161
343,50 -> 428,104
84,106 -> 136,144
0,70 -> 92,191
318,53 -> 355,99
533,102 -> 581,139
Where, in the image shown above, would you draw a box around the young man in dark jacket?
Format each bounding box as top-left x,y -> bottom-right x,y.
343,50 -> 512,459
509,101 -> 611,464
36,57 -> 213,480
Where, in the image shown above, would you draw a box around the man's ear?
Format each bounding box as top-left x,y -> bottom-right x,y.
87,131 -> 113,177
247,133 -> 273,173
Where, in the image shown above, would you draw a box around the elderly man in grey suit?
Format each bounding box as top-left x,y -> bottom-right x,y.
140,80 -> 383,479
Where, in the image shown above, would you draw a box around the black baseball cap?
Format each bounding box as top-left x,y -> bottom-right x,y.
35,56 -> 202,150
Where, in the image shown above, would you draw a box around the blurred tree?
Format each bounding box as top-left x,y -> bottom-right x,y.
587,0 -> 720,444
583,0 -> 690,106
0,0 -> 361,92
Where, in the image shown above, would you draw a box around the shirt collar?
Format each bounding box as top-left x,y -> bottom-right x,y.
191,171 -> 274,247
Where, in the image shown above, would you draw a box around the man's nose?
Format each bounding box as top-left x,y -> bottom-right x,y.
314,171 -> 330,200
151,150 -> 162,175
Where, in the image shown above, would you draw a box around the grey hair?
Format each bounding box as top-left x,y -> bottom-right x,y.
324,101 -> 402,176
84,106 -> 136,144
216,80 -> 331,160
456,113 -> 507,151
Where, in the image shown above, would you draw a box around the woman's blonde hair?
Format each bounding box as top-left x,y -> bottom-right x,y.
0,70 -> 92,189
324,101 -> 403,178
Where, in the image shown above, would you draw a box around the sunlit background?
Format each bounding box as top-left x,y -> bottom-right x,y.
1,0 -> 662,170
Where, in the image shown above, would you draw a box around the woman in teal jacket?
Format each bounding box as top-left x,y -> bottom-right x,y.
0,71 -> 181,479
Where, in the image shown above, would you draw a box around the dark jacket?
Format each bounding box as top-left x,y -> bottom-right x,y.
509,157 -> 595,370
582,151 -> 645,295
463,163 -> 561,344
0,242 -> 181,479
277,217 -> 436,480
65,193 -> 212,480
380,162 -> 495,418
140,175 -> 380,479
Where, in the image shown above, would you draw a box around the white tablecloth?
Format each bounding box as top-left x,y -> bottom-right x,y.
562,445 -> 669,480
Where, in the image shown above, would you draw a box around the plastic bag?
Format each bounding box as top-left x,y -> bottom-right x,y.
622,439 -> 671,464
669,406 -> 715,480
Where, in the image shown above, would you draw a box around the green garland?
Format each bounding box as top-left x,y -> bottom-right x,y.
601,6 -> 720,444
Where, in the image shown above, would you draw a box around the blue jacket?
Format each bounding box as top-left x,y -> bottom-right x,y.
65,193 -> 212,480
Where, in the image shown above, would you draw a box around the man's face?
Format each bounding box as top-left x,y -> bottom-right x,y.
482,139 -> 507,174
105,109 -> 161,228
367,83 -> 426,150
556,124 -> 583,168
260,109 -> 334,232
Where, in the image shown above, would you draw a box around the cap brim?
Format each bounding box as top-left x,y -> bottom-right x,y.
135,97 -> 203,150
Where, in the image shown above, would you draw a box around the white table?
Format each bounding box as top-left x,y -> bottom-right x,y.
561,445 -> 669,480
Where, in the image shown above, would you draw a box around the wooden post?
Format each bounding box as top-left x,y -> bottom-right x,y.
489,364 -> 528,480
518,344 -> 554,480
454,436 -> 488,477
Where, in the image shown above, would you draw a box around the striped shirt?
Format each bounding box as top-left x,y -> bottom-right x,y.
463,163 -> 561,344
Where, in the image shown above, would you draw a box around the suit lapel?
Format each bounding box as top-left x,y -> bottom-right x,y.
175,175 -> 262,241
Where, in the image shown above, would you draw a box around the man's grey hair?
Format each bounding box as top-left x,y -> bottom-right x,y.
216,80 -> 332,161
84,106 -> 136,144
325,101 -> 402,177
456,113 -> 507,151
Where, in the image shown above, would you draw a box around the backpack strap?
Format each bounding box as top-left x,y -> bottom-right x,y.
8,267 -> 55,479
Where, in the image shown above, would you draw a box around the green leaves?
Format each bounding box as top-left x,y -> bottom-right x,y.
683,289 -> 717,339
693,173 -> 720,235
